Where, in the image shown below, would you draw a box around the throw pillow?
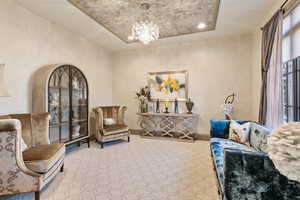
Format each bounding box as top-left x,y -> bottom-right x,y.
103,118 -> 116,126
249,122 -> 271,153
229,120 -> 251,144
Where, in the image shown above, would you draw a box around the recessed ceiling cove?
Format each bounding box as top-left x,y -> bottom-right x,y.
68,0 -> 220,43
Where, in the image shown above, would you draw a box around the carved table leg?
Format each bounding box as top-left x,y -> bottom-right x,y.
177,117 -> 195,141
160,116 -> 175,137
140,116 -> 155,137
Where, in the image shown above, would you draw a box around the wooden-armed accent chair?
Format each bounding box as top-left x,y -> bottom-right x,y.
93,106 -> 130,148
0,113 -> 65,200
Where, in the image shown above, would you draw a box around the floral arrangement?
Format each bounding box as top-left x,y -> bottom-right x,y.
136,86 -> 151,101
136,86 -> 151,113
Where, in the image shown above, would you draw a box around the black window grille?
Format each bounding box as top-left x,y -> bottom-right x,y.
282,57 -> 300,122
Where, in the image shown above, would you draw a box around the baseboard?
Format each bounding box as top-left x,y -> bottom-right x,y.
129,129 -> 210,141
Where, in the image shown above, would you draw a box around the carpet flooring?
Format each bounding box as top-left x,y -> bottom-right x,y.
0,135 -> 218,200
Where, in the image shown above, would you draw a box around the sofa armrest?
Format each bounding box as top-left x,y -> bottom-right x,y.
210,120 -> 247,139
118,106 -> 127,125
0,120 -> 42,195
31,113 -> 51,146
223,148 -> 300,200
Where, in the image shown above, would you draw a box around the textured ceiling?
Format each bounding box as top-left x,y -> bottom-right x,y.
68,0 -> 220,43
16,0 -> 282,52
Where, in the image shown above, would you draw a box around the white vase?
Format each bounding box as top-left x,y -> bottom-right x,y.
72,125 -> 80,137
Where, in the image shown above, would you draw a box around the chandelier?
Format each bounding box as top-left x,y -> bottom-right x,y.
128,3 -> 159,45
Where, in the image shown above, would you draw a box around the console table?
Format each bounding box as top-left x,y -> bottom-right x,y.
137,113 -> 198,142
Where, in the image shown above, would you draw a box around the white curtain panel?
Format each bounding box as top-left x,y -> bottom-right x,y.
0,64 -> 10,97
266,13 -> 283,129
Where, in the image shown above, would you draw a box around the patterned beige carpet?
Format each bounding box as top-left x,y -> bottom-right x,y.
1,136 -> 218,200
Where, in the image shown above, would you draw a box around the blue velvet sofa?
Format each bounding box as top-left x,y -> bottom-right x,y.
210,120 -> 300,200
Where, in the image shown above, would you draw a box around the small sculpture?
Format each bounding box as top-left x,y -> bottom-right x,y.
156,99 -> 160,113
164,100 -> 170,113
221,93 -> 235,119
174,98 -> 179,113
186,98 -> 194,114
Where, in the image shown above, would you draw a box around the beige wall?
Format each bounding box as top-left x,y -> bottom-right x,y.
0,0 -> 113,115
112,35 -> 255,135
251,31 -> 262,121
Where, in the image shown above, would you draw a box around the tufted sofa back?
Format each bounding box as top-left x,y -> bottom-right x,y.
0,113 -> 50,148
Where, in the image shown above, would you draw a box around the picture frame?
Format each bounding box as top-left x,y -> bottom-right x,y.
147,70 -> 188,101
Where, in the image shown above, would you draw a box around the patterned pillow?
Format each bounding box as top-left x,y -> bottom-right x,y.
103,118 -> 116,125
229,120 -> 251,144
249,123 -> 271,153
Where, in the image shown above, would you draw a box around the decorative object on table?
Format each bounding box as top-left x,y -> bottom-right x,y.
148,101 -> 155,113
156,99 -> 160,113
136,86 -> 151,113
221,93 -> 235,120
186,98 -> 194,114
148,70 -> 188,101
127,3 -> 159,45
268,122 -> 300,183
164,100 -> 170,113
32,64 -> 90,147
0,64 -> 10,97
72,124 -> 81,138
174,98 -> 179,113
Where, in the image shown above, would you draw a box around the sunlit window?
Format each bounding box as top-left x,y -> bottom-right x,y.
282,3 -> 300,122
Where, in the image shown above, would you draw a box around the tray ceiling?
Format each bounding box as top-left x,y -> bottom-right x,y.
68,0 -> 220,43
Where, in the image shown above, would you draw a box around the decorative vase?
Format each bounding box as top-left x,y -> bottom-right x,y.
186,98 -> 194,114
72,125 -> 80,138
174,98 -> 179,113
140,101 -> 148,113
156,99 -> 160,113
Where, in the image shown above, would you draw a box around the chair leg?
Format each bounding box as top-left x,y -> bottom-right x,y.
101,142 -> 104,149
87,138 -> 90,148
35,191 -> 40,200
128,136 -> 130,142
60,164 -> 64,172
78,141 -> 81,147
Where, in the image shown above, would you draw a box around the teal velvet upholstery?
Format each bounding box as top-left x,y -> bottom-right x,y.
210,120 -> 300,200
210,138 -> 253,192
210,120 -> 246,139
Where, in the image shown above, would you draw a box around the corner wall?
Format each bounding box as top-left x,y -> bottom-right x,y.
112,35 -> 255,136
0,0 -> 113,114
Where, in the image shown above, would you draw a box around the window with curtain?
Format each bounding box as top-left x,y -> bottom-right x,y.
282,2 -> 300,122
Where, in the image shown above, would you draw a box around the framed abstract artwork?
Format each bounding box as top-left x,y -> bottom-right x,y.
147,70 -> 188,101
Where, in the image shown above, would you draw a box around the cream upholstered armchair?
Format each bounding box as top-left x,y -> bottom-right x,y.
0,113 -> 65,200
93,106 -> 130,148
